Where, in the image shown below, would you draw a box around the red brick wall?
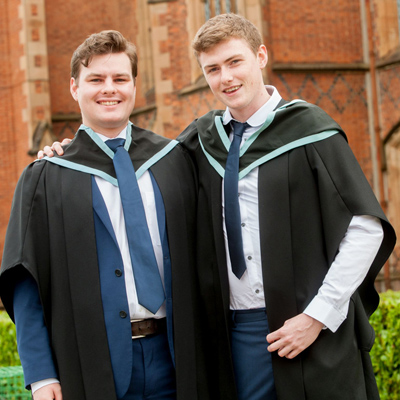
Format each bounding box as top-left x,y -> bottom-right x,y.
378,65 -> 400,139
0,0 -> 32,256
159,0 -> 192,138
266,0 -> 364,64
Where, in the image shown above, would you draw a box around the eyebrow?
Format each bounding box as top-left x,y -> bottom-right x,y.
85,72 -> 132,79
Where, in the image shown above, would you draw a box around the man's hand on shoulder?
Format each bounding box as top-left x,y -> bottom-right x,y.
32,383 -> 62,400
266,313 -> 324,359
37,139 -> 71,159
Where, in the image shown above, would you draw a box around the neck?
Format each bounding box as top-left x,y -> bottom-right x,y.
229,87 -> 271,122
83,122 -> 128,139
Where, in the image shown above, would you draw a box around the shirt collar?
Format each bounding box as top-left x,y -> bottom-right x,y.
95,126 -> 128,142
222,85 -> 282,128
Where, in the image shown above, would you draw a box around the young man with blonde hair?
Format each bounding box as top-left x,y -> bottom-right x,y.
1,30 -> 207,400
178,13 -> 395,400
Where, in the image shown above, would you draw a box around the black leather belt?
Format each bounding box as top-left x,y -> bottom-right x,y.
131,318 -> 166,339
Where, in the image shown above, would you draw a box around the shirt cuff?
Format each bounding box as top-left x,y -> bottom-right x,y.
31,378 -> 60,394
303,296 -> 348,332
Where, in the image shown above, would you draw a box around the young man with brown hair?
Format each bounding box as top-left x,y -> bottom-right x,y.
0,30 -> 206,400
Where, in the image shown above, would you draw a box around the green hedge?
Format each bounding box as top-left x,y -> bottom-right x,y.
0,312 -> 20,367
0,365 -> 30,399
0,290 -> 399,397
370,290 -> 400,400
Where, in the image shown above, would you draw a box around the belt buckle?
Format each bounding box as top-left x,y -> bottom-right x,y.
132,334 -> 146,339
131,319 -> 146,340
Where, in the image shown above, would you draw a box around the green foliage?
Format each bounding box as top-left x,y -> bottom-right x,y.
0,366 -> 30,399
0,311 -> 20,367
370,290 -> 400,400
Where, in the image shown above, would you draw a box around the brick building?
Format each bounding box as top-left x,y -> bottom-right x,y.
1,0 -> 399,289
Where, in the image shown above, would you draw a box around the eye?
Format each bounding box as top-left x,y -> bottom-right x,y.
207,67 -> 219,74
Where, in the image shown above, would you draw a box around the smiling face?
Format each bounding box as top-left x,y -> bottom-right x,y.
199,37 -> 270,122
70,52 -> 136,137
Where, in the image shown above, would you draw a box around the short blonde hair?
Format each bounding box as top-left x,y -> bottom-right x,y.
192,14 -> 262,60
71,30 -> 138,82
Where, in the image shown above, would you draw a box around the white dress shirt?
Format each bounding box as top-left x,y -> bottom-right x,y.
222,86 -> 384,332
32,126 -> 165,394
94,127 -> 166,321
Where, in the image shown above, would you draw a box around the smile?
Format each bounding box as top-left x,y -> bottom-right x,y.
224,85 -> 241,94
98,101 -> 119,106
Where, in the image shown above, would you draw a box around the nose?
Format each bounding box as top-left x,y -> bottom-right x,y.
221,67 -> 233,84
101,77 -> 116,94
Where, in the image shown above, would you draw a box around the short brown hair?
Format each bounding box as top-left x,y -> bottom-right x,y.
71,30 -> 138,81
192,14 -> 262,59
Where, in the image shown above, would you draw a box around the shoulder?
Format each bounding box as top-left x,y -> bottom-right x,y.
178,110 -> 224,151
157,142 -> 194,173
131,124 -> 172,146
177,120 -> 199,147
7,160 -> 58,233
15,160 -> 48,197
305,132 -> 353,165
276,100 -> 346,139
197,110 -> 224,133
283,100 -> 330,116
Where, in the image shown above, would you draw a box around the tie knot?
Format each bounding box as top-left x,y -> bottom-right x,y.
231,121 -> 248,138
105,138 -> 126,152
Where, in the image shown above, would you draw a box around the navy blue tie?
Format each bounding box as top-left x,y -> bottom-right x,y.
105,138 -> 165,314
224,121 -> 248,279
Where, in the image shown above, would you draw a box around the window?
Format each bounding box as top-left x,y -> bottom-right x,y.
204,0 -> 238,20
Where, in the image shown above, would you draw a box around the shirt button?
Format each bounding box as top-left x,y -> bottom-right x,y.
241,223 -> 246,227
255,289 -> 260,294
119,311 -> 127,319
115,269 -> 122,277
247,256 -> 252,260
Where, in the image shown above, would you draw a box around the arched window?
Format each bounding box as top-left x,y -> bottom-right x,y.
204,0 -> 239,19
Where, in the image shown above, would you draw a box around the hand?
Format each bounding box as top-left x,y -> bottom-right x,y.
266,313 -> 323,359
32,383 -> 62,400
37,138 -> 72,159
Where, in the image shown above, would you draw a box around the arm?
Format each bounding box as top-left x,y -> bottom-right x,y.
13,268 -> 60,394
267,215 -> 383,359
303,215 -> 383,331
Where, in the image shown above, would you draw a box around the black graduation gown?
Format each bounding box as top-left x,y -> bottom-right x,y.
0,125 -> 206,400
178,101 -> 396,400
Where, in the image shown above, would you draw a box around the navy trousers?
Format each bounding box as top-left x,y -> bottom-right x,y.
119,332 -> 176,400
230,308 -> 277,400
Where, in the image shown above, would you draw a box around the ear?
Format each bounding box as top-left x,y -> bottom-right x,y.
70,77 -> 79,101
257,45 -> 268,69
